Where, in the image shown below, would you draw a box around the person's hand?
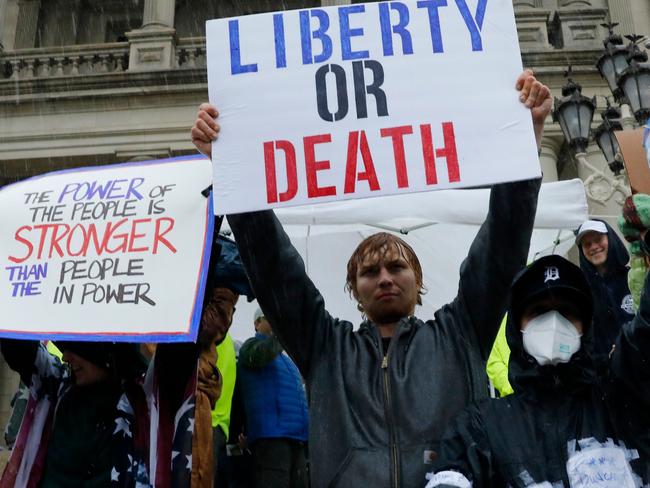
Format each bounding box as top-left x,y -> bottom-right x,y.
516,69 -> 552,150
191,103 -> 220,158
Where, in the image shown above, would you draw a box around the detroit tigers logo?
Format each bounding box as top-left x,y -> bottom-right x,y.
544,266 -> 560,283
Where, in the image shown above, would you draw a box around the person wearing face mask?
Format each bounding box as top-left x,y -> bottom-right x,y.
424,254 -> 650,488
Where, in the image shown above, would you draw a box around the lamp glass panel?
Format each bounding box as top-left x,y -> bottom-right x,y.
613,52 -> 629,77
560,103 -> 581,140
639,72 -> 650,110
578,104 -> 594,139
599,57 -> 617,91
622,76 -> 641,112
597,131 -> 615,162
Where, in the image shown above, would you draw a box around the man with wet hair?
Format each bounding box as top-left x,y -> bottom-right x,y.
191,70 -> 551,487
425,254 -> 650,488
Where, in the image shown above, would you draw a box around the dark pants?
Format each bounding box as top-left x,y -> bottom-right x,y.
252,438 -> 308,488
213,427 -> 228,487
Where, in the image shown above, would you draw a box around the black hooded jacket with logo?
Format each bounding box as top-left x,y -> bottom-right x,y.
428,270 -> 650,488
578,220 -> 635,360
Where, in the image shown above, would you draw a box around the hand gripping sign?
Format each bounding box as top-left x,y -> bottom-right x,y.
207,0 -> 541,215
0,156 -> 214,342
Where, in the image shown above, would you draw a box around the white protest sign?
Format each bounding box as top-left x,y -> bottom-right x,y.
567,447 -> 637,488
207,0 -> 540,214
0,156 -> 213,342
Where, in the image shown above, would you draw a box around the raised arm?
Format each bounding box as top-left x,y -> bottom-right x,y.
442,71 -> 548,359
227,210 -> 335,377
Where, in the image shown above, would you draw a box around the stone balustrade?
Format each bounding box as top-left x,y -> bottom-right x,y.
1,43 -> 130,80
176,38 -> 207,69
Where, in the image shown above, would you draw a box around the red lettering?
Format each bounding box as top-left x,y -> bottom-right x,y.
437,122 -> 460,183
104,219 -> 129,254
264,140 -> 298,203
8,226 -> 34,264
66,224 -> 88,257
128,218 -> 151,252
420,124 -> 437,185
380,125 -> 413,188
304,134 -> 336,198
153,217 -> 177,254
48,223 -> 70,258
344,131 -> 380,194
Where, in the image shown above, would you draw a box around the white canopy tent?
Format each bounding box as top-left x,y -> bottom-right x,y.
224,180 -> 588,343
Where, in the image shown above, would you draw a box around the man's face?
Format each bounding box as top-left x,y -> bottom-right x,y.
580,231 -> 609,270
255,317 -> 273,336
200,287 -> 238,345
355,244 -> 419,325
62,350 -> 110,386
520,296 -> 584,334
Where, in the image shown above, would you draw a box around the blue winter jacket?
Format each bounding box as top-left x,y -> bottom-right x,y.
238,333 -> 309,445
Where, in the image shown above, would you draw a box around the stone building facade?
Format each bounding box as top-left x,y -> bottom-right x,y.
0,0 -> 648,446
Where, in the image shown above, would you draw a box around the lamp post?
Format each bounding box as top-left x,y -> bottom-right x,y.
596,23 -> 630,102
553,72 -> 630,205
593,102 -> 624,175
553,67 -> 596,154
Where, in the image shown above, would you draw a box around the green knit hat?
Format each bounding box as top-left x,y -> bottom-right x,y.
618,194 -> 650,257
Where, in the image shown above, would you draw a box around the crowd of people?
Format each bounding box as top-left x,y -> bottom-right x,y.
0,68 -> 648,488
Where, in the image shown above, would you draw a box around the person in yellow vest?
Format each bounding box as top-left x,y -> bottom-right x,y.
486,317 -> 514,397
212,333 -> 237,487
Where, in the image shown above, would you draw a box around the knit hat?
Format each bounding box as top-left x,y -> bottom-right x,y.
253,307 -> 265,323
618,194 -> 650,257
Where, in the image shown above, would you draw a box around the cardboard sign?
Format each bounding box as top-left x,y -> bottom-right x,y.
206,0 -> 541,214
616,129 -> 650,194
0,156 -> 214,342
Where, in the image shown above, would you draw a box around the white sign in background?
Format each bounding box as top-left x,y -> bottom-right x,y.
0,157 -> 213,341
207,0 -> 541,214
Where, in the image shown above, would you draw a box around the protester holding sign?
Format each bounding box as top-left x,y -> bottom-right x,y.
0,233 -> 251,488
191,69 -> 551,487
425,255 -> 650,488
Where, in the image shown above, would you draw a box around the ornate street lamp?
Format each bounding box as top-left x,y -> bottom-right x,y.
593,102 -> 624,175
596,23 -> 630,101
553,68 -> 596,153
617,38 -> 650,123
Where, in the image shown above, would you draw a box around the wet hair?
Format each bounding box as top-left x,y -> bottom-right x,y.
345,232 -> 425,310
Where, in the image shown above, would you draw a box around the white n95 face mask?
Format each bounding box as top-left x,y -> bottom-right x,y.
521,310 -> 582,366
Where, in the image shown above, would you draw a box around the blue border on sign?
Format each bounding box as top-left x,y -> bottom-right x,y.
0,154 -> 214,343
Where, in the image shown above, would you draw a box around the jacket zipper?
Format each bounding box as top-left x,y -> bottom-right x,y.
382,338 -> 400,488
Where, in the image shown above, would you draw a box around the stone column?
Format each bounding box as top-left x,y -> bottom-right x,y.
142,0 -> 175,30
126,0 -> 176,71
539,135 -> 563,182
606,0 -> 635,38
0,0 -> 8,50
13,0 -> 41,49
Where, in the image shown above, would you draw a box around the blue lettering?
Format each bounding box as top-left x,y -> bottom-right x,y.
379,2 -> 414,56
273,14 -> 287,68
455,0 -> 487,51
300,10 -> 333,64
229,20 -> 258,75
339,5 -> 369,60
417,0 -> 447,53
